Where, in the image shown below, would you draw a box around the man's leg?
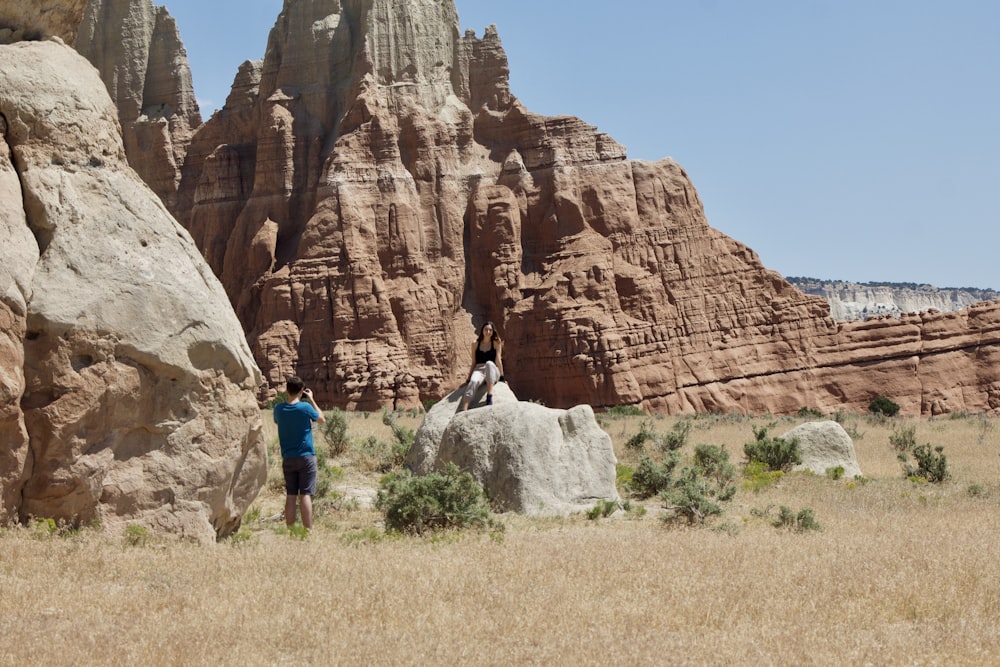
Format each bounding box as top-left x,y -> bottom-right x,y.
300,495 -> 313,530
284,494 -> 297,527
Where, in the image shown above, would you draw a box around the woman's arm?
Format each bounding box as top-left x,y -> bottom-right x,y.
495,340 -> 504,376
467,342 -> 478,381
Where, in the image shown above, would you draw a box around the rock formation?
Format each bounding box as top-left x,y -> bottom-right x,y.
75,0 -> 202,212
410,385 -> 618,514
787,277 -> 1000,322
114,0 -> 1000,417
0,0 -> 88,44
0,37 -> 265,540
407,381 -> 518,475
782,421 -> 862,479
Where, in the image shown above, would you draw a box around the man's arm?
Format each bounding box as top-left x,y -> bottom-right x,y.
303,388 -> 325,423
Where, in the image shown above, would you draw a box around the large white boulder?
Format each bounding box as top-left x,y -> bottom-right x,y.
406,380 -> 518,474
428,401 -> 619,515
782,421 -> 862,479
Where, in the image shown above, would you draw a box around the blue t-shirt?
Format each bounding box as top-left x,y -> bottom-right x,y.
273,401 -> 321,459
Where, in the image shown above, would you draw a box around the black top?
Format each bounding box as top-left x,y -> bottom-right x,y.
475,341 -> 496,364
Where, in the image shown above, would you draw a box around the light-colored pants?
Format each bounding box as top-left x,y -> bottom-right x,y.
464,361 -> 500,400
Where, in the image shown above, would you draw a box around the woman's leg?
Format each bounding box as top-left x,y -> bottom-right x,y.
485,362 -> 499,405
461,368 -> 485,411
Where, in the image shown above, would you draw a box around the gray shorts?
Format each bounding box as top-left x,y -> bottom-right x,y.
282,455 -> 318,496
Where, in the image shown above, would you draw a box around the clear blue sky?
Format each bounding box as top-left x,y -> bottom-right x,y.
164,0 -> 999,290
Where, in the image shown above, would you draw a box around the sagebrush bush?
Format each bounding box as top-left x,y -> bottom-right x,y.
322,407 -> 350,456
774,506 -> 821,532
899,443 -> 950,483
869,395 -> 900,417
658,445 -> 737,526
375,463 -> 500,535
586,499 -> 620,520
889,424 -> 916,452
660,467 -> 735,525
743,427 -> 801,472
352,433 -> 408,473
382,409 -> 415,449
607,404 -> 645,417
629,453 -> 678,499
624,420 -> 657,450
266,391 -> 289,409
659,420 -> 691,452
692,444 -> 736,489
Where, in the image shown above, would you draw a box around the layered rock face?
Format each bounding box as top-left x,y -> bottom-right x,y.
75,0 -> 202,212
164,0 -> 1000,416
787,277 -> 1000,322
0,39 -> 265,540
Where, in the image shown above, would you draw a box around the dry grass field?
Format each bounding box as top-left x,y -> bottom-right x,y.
2,409 -> 999,666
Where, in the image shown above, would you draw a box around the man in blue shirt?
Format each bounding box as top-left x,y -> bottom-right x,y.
273,376 -> 325,530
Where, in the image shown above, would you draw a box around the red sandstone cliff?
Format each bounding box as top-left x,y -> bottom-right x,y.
126,1 -> 1000,415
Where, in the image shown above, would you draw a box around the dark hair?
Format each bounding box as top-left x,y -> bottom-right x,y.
286,376 -> 305,395
477,321 -> 501,346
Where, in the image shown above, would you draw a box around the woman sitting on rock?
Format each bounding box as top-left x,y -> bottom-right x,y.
459,321 -> 504,410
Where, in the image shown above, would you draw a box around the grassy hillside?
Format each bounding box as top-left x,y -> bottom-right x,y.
2,409 -> 999,665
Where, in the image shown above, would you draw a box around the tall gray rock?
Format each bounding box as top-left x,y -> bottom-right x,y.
75,0 -> 202,212
0,38 -> 265,541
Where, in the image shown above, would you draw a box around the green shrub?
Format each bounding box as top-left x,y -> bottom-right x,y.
615,464 -> 634,490
899,443 -> 950,483
353,434 -> 408,473
692,444 -> 737,489
659,420 -> 692,452
607,404 -> 645,417
743,461 -> 784,492
624,501 -> 647,520
624,420 -> 657,450
889,424 -> 916,453
868,394 -> 900,417
825,465 -> 845,481
658,446 -> 737,526
382,409 -> 416,456
312,444 -> 345,499
659,467 -> 732,525
321,407 -> 350,456
375,463 -> 500,535
266,391 -> 289,409
124,523 -> 150,547
967,484 -> 987,498
743,427 -> 801,472
586,499 -> 620,520
243,504 -> 262,524
774,506 -> 821,532
797,406 -> 824,418
226,529 -> 254,545
629,453 -> 679,499
31,517 -> 58,539
283,524 -> 310,540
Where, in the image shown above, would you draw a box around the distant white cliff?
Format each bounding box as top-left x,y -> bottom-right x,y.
786,277 -> 1000,322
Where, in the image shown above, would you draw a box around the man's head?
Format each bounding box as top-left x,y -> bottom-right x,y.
286,376 -> 305,396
